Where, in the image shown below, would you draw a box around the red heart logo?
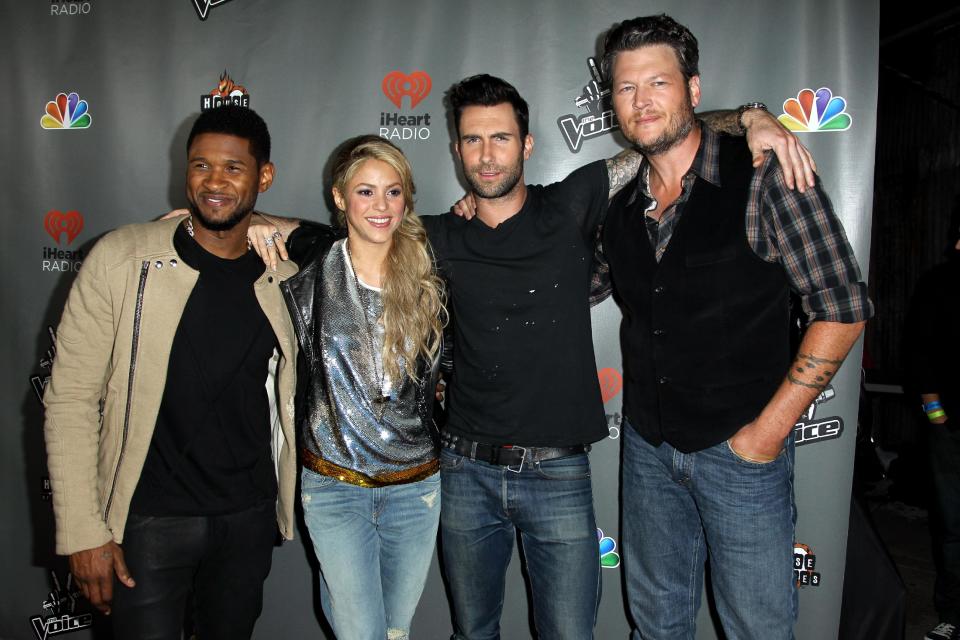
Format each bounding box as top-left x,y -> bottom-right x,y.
597,368 -> 623,403
382,70 -> 432,109
44,210 -> 84,245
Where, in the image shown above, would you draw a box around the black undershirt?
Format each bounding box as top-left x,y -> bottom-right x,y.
130,224 -> 278,516
422,160 -> 610,447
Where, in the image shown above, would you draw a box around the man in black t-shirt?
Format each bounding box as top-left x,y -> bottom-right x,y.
43,106 -> 300,640
423,75 -> 609,640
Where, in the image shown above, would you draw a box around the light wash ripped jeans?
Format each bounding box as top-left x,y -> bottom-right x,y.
301,468 -> 441,640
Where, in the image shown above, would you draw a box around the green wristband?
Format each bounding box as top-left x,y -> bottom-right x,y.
927,409 -> 947,421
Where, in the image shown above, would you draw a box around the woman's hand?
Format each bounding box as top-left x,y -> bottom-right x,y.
248,219 -> 288,271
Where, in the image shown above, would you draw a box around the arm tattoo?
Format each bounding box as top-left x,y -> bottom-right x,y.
699,109 -> 742,136
606,148 -> 642,199
787,351 -> 843,391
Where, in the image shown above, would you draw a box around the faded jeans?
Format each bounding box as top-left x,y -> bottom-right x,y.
622,422 -> 797,640
301,468 -> 441,640
439,449 -> 600,640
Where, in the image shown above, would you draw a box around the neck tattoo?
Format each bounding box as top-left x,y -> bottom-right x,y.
346,241 -> 390,420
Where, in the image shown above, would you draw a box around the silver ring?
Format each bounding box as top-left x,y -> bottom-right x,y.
272,231 -> 282,240
264,236 -> 275,247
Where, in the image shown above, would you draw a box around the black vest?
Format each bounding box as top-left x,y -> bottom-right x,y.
603,135 -> 790,453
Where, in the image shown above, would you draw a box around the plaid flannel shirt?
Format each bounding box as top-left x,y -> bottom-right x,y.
591,125 -> 873,324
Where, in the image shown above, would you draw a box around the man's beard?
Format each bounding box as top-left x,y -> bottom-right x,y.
464,157 -> 524,199
186,198 -> 254,232
630,101 -> 696,157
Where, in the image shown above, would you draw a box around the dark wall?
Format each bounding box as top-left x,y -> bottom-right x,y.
867,8 -> 960,445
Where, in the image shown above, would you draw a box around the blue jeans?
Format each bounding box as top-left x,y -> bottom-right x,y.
622,423 -> 797,640
439,448 -> 600,640
301,468 -> 441,640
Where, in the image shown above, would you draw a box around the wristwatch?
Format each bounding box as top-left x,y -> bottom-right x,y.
737,102 -> 768,133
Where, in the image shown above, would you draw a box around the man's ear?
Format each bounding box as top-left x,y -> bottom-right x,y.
522,134 -> 534,161
688,75 -> 701,109
258,162 -> 276,193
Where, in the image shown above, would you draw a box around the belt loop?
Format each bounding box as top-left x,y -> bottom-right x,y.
470,441 -> 478,460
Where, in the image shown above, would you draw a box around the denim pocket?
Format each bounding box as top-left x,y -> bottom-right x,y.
301,468 -> 337,490
725,439 -> 783,467
439,449 -> 464,472
534,454 -> 591,480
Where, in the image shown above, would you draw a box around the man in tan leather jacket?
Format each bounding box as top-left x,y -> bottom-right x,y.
43,106 -> 298,639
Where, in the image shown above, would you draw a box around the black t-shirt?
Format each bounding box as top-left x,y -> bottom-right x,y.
422,160 -> 609,446
129,225 -> 279,516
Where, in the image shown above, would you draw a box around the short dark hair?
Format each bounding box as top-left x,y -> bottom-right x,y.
601,14 -> 700,83
447,74 -> 530,139
186,105 -> 271,166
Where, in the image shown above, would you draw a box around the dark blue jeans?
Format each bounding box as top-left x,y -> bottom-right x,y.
929,422 -> 960,622
439,449 -> 600,640
111,501 -> 276,640
622,424 -> 797,639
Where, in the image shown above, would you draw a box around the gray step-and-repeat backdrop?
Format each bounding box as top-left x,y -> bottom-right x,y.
1,1 -> 876,638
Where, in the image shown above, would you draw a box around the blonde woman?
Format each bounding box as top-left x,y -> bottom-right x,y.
263,135 -> 447,639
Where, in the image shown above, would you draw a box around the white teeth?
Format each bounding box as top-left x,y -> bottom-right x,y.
368,217 -> 390,223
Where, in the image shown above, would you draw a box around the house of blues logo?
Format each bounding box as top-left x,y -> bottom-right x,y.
201,70 -> 250,111
793,543 -> 822,587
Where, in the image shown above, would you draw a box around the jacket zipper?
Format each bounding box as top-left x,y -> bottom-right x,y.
103,260 -> 150,522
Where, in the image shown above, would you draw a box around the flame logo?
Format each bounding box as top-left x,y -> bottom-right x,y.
597,367 -> 623,403
382,71 -> 432,109
44,210 -> 84,245
778,88 -> 851,132
211,70 -> 247,97
40,92 -> 92,130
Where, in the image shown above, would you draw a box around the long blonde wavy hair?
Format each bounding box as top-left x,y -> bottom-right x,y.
331,135 -> 447,383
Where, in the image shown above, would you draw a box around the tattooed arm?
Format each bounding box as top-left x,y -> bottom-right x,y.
729,321 -> 864,462
605,148 -> 643,200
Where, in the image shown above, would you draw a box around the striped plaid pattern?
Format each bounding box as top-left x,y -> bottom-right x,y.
591,125 -> 873,324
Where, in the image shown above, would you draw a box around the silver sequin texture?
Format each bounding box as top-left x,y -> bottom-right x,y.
300,240 -> 438,480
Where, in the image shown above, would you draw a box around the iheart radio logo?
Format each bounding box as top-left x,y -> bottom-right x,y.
382,71 -> 432,109
598,368 -> 623,403
44,210 -> 84,245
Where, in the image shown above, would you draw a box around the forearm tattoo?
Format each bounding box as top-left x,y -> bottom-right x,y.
606,149 -> 643,199
787,352 -> 843,391
699,110 -> 741,136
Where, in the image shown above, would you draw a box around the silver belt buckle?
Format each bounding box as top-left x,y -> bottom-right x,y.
505,446 -> 527,473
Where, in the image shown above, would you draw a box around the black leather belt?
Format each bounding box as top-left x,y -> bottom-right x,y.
440,431 -> 589,472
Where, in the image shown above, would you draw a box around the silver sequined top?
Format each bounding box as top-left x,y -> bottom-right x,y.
301,240 -> 438,485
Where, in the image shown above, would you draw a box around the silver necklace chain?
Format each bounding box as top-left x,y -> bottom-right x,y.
346,241 -> 390,420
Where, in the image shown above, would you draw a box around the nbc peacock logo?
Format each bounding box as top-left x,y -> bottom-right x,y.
598,528 -> 621,568
40,92 -> 92,130
778,88 -> 851,133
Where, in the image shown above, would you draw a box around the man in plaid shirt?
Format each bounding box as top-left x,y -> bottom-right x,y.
594,15 -> 873,639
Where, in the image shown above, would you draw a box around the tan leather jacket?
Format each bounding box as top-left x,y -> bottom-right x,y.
43,217 -> 299,555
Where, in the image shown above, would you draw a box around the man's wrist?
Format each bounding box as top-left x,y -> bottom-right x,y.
737,102 -> 768,133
